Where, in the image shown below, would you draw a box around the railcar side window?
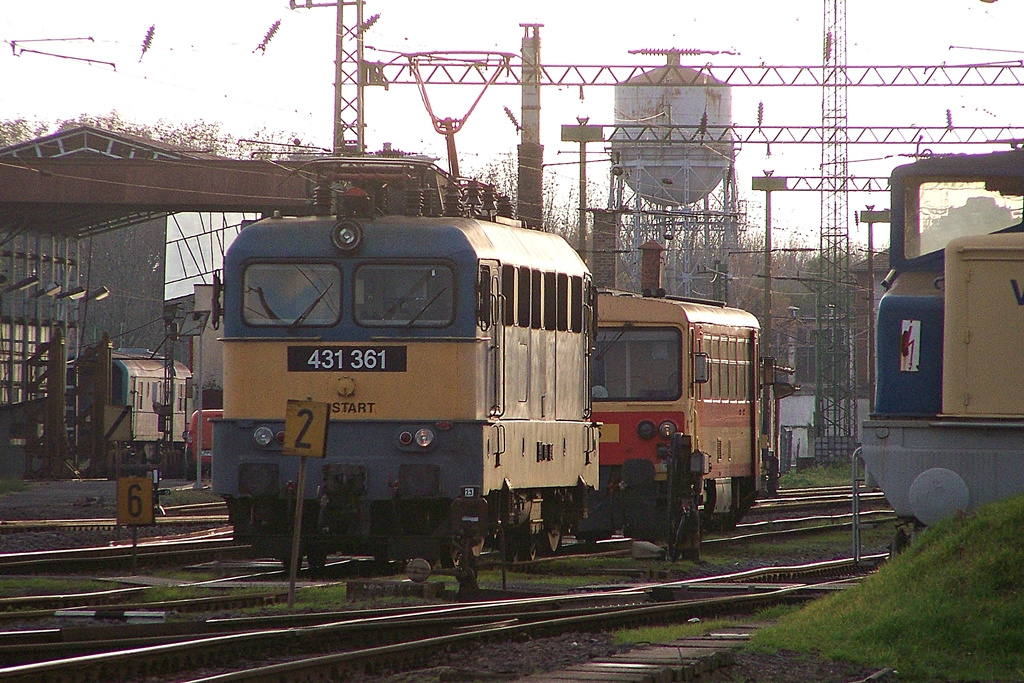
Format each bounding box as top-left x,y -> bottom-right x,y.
243,263 -> 341,327
739,338 -> 750,398
354,264 -> 454,327
592,327 -> 681,401
570,276 -> 583,333
543,272 -> 557,331
502,264 -> 516,326
517,266 -> 531,327
556,273 -> 569,331
531,270 -> 543,329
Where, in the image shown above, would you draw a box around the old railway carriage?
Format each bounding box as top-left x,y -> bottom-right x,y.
212,180 -> 597,571
586,290 -> 762,559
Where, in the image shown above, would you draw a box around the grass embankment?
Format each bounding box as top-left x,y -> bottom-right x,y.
0,479 -> 29,496
750,494 -> 1024,680
778,463 -> 851,489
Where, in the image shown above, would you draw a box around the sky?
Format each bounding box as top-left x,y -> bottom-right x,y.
2,0 -> 1022,259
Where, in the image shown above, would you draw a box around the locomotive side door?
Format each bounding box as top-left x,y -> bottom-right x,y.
478,260 -> 504,417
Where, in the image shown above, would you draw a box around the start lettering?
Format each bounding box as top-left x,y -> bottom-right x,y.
331,401 -> 376,414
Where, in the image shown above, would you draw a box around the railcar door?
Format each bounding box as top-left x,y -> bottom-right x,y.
583,274 -> 594,420
479,260 -> 503,417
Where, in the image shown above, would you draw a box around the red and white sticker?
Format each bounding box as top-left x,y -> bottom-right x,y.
900,319 -> 920,372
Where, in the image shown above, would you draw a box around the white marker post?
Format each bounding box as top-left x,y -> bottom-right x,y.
282,399 -> 330,608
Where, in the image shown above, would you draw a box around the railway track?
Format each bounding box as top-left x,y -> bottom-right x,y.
0,502 -> 228,534
711,509 -> 896,546
0,533 -> 247,575
750,489 -> 887,515
0,484 -> 885,577
0,556 -> 883,682
0,553 -> 391,617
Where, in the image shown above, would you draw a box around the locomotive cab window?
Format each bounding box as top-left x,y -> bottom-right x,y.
592,327 -> 681,401
354,263 -> 454,327
907,179 -> 1024,260
243,263 -> 341,327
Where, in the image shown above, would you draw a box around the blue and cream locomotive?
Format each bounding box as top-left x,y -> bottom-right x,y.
211,159 -> 598,575
862,148 -> 1024,542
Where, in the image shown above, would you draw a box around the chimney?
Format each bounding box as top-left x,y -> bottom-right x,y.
591,209 -> 619,289
640,241 -> 664,296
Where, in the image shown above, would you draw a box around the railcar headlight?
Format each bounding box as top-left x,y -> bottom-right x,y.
636,420 -> 656,440
414,427 -> 435,448
253,426 -> 275,448
331,220 -> 363,252
658,420 -> 677,439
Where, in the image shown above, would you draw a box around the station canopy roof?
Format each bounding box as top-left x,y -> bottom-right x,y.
0,125 -> 314,239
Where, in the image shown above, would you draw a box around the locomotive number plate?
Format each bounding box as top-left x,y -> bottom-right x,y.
287,346 -> 407,372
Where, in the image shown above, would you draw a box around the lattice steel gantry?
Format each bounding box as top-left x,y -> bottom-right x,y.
816,0 -> 855,461
290,0 -> 375,154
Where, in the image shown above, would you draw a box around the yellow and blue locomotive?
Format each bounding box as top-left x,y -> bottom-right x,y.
211,159 -> 597,574
862,148 -> 1024,543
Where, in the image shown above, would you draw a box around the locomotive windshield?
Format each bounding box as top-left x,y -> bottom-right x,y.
354,264 -> 454,327
242,263 -> 341,327
906,179 -> 1024,259
592,327 -> 681,401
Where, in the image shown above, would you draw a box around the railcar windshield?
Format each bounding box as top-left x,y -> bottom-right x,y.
906,179 -> 1024,259
592,327 -> 681,401
354,263 -> 454,327
242,263 -> 341,327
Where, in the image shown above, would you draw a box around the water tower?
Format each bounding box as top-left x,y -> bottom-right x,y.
608,51 -> 742,300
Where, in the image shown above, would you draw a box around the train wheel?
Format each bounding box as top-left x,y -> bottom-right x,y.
504,526 -> 537,562
890,526 -> 910,557
576,530 -> 606,548
519,535 -> 538,562
440,544 -> 458,569
307,549 -> 328,577
544,525 -> 562,555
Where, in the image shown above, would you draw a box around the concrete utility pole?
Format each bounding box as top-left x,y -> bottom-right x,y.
752,174 -> 789,358
518,24 -> 544,228
858,207 -> 890,413
561,120 -> 603,264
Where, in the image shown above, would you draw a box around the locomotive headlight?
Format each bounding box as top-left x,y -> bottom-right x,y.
658,420 -> 677,439
253,426 -> 275,448
331,220 -> 363,253
636,420 -> 656,440
414,427 -> 435,448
